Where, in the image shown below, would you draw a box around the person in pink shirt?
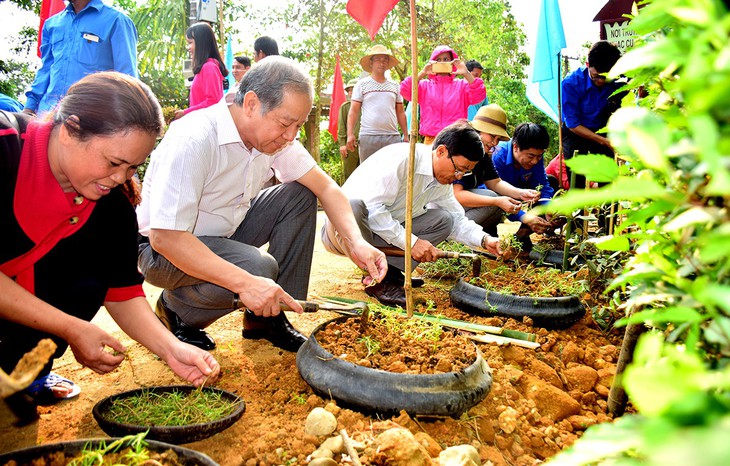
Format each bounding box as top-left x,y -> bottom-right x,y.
174,22 -> 228,120
400,45 -> 486,145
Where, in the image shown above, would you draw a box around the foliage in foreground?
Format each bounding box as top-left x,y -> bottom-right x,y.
545,0 -> 730,463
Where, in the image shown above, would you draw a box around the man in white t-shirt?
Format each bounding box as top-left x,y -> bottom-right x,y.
137,57 -> 386,352
346,45 -> 409,162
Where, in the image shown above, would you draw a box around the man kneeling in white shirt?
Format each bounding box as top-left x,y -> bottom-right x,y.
321,121 -> 503,307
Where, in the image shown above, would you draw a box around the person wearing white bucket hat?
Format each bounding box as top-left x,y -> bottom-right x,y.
346,45 -> 409,163
453,104 -> 544,239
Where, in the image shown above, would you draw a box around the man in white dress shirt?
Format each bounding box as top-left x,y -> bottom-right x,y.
321,121 -> 502,307
137,56 -> 386,352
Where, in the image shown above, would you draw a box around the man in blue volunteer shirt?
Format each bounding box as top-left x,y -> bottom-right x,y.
492,122 -> 558,249
561,40 -> 623,189
23,0 -> 137,116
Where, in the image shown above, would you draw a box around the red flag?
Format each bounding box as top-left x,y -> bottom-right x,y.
346,0 -> 400,41
327,56 -> 347,141
37,0 -> 66,57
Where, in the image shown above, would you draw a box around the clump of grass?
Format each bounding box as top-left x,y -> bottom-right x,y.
69,433 -> 151,466
418,240 -> 474,278
105,388 -> 239,427
357,336 -> 381,357
371,303 -> 444,342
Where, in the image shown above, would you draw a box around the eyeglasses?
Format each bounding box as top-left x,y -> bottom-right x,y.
449,156 -> 472,178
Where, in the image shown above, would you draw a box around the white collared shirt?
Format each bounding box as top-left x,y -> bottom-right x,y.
340,143 -> 485,250
137,98 -> 315,238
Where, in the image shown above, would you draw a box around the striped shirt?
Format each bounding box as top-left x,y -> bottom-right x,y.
352,77 -> 403,136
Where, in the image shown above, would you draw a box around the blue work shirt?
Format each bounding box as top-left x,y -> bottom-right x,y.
0,94 -> 24,112
561,66 -> 621,131
25,0 -> 138,114
467,96 -> 489,121
492,140 -> 554,221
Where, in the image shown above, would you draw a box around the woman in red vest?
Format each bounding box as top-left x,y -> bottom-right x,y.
0,72 -> 219,422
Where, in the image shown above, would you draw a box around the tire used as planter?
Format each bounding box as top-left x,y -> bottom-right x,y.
0,437 -> 218,466
450,279 -> 585,329
296,316 -> 493,418
93,385 -> 245,445
529,249 -> 586,268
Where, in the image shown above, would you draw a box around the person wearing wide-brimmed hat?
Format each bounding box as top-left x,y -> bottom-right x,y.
346,45 -> 408,163
453,104 -> 547,241
338,78 -> 361,182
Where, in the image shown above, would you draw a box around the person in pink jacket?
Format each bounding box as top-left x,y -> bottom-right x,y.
401,45 -> 486,145
174,22 -> 229,120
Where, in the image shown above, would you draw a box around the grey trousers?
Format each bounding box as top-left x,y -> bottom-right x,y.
138,182 -> 317,328
463,188 -> 504,235
321,199 -> 452,272
358,134 -> 402,163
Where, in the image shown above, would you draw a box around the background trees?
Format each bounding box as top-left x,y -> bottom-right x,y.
0,0 -> 560,167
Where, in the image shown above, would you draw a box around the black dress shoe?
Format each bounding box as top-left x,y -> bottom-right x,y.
242,310 -> 307,352
411,276 -> 425,288
154,296 -> 216,350
365,281 -> 406,307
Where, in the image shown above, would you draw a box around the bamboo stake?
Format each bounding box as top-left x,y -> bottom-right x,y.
319,295 -> 538,342
404,0 -> 419,318
467,333 -> 541,350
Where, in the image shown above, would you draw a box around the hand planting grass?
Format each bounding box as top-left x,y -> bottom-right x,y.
104,387 -> 240,427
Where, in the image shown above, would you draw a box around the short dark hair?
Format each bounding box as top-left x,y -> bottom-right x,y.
234,56 -> 251,67
234,56 -> 313,114
465,60 -> 483,72
588,41 -> 621,73
512,123 -> 549,151
185,22 -> 228,77
254,36 -> 279,57
432,121 -> 484,162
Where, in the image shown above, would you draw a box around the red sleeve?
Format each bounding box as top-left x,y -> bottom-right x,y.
105,284 -> 145,302
184,60 -> 224,115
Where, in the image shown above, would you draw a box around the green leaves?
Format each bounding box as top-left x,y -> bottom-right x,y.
564,154 -> 619,183
546,176 -> 665,215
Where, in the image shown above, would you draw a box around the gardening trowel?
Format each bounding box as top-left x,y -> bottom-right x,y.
280,299 -> 368,316
377,246 -> 482,277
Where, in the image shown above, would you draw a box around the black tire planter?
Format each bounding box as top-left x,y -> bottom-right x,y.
92,385 -> 245,444
0,437 -> 218,466
296,316 -> 493,418
450,279 -> 585,329
529,249 -> 586,268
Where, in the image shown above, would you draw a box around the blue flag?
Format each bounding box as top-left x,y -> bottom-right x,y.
225,34 -> 234,88
526,0 -> 566,123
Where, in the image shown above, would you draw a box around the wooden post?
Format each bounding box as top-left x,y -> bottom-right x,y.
404,0 -> 419,318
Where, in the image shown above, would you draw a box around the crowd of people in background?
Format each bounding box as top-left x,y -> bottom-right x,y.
1,0 -> 626,424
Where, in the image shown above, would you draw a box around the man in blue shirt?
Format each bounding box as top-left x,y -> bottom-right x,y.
561,41 -> 623,189
465,60 -> 489,121
492,123 -> 556,246
23,0 -> 138,116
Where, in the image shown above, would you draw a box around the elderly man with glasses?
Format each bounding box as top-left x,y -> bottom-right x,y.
320,122 -> 503,307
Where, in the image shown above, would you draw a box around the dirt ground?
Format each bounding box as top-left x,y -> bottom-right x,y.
0,213 -> 624,465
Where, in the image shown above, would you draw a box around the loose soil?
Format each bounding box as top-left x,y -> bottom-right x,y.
316,313 -> 477,374
0,213 -> 624,465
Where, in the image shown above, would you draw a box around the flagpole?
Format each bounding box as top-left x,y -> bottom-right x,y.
557,50 -> 564,189
404,0 -> 418,317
